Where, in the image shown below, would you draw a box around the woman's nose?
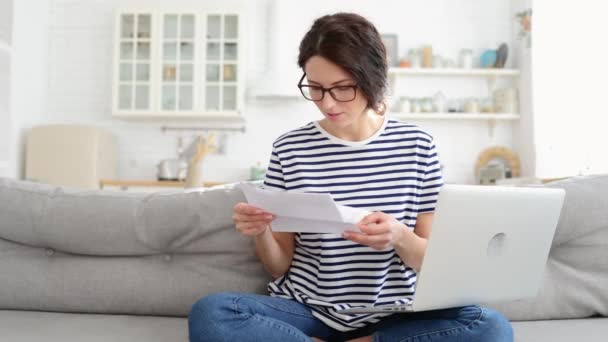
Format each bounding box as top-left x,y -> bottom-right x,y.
319,92 -> 337,109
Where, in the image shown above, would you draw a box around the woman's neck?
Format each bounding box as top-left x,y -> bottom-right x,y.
320,110 -> 385,142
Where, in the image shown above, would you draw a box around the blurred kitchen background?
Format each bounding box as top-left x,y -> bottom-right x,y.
1,0 -> 607,191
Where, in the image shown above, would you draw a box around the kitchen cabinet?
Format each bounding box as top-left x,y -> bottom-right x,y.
112,10 -> 244,120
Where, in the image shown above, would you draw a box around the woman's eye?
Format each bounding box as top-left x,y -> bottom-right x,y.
335,86 -> 353,91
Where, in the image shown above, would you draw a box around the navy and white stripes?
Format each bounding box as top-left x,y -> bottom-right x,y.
263,118 -> 443,331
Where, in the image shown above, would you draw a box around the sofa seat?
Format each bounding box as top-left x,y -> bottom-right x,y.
0,310 -> 187,342
511,318 -> 608,342
2,310 -> 607,342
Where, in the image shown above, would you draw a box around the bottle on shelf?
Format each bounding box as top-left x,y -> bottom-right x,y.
433,92 -> 447,113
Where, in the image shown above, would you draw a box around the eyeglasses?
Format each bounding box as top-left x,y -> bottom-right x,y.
297,73 -> 358,102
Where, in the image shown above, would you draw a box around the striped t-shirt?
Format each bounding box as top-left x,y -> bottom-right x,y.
263,117 -> 444,331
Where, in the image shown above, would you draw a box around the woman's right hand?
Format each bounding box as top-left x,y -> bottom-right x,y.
232,202 -> 275,237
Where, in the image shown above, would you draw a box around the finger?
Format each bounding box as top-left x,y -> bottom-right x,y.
343,231 -> 391,249
234,218 -> 273,229
239,228 -> 266,236
236,222 -> 269,233
236,221 -> 268,230
359,212 -> 384,225
233,202 -> 267,215
233,212 -> 274,223
240,226 -> 267,236
357,222 -> 390,235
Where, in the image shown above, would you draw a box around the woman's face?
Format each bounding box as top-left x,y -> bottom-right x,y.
303,56 -> 369,129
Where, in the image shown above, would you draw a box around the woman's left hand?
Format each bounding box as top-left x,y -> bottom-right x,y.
342,212 -> 408,250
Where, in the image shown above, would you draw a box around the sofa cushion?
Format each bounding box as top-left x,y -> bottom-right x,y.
489,174 -> 608,320
0,178 -> 271,316
0,178 -> 253,255
1,311 -> 607,342
0,310 -> 187,342
511,318 -> 608,342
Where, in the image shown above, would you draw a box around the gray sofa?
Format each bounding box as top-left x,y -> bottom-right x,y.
0,175 -> 607,341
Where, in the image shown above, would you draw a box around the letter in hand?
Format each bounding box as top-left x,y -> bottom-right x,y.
233,202 -> 275,236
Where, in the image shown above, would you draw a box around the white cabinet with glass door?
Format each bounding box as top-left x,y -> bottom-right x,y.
159,13 -> 196,113
204,14 -> 240,113
113,10 -> 244,119
115,12 -> 153,113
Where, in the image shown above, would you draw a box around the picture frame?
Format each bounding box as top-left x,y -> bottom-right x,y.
381,34 -> 399,67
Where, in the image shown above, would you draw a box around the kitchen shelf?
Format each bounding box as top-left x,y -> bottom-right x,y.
390,112 -> 520,120
388,67 -> 520,77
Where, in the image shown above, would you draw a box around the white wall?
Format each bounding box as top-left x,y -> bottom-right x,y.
15,0 -> 523,184
511,0 -> 534,178
0,0 -> 13,177
2,0 -> 50,179
0,49 -> 10,176
532,1 -> 608,178
0,0 -> 12,45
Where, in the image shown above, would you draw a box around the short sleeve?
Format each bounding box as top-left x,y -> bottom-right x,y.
263,144 -> 286,191
418,139 -> 444,213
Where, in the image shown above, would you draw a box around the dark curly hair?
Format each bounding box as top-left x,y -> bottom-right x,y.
298,13 -> 388,114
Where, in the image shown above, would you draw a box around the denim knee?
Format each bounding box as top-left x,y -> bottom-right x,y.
478,308 -> 513,341
189,292 -> 241,319
188,292 -> 240,341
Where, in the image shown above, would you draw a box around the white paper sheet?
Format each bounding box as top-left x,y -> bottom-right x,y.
239,183 -> 371,233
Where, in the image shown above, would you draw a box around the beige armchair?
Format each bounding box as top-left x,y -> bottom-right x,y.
25,125 -> 117,189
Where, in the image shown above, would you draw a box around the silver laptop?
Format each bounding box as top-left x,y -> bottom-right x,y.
337,184 -> 565,314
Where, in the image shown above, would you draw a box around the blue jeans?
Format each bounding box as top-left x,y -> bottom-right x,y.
188,292 -> 513,342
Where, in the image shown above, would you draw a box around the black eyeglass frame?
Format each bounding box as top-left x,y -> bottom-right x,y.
297,73 -> 358,102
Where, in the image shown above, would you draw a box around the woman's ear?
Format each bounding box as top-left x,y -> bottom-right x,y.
374,100 -> 387,116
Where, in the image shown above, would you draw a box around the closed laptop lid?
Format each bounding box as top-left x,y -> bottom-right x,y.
412,184 -> 565,312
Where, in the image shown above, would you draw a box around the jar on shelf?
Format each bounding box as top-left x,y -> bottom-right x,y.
464,98 -> 480,113
493,88 -> 519,113
390,97 -> 401,112
411,98 -> 421,113
459,49 -> 474,69
421,45 -> 433,68
400,97 -> 412,113
447,98 -> 461,113
480,97 -> 495,113
421,97 -> 434,112
432,91 -> 447,113
433,55 -> 444,68
444,58 -> 456,68
408,49 -> 421,68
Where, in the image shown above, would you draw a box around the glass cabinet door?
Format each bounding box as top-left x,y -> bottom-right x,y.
114,11 -> 241,117
118,13 -> 152,111
160,13 -> 196,112
204,14 -> 239,112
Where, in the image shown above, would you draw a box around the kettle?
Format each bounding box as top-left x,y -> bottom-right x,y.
157,158 -> 188,181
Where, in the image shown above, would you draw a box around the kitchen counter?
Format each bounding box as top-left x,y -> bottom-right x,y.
100,179 -> 226,192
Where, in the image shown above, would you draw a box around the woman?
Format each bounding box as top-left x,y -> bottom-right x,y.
189,12 -> 513,342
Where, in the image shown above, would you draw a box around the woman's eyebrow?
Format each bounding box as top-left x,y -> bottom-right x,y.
307,78 -> 354,86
